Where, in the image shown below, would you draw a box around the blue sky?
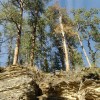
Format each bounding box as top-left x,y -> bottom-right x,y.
60,0 -> 100,10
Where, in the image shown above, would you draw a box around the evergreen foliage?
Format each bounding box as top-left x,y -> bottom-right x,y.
0,0 -> 100,71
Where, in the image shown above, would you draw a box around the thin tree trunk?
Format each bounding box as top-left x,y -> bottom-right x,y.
87,36 -> 92,55
13,0 -> 23,65
30,21 -> 37,66
77,33 -> 92,67
55,39 -> 65,70
30,19 -> 37,66
30,9 -> 38,66
59,15 -> 70,72
87,35 -> 96,66
30,33 -> 36,66
7,38 -> 13,65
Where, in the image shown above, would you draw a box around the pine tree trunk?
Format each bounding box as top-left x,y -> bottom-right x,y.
59,15 -> 70,72
13,29 -> 21,65
30,23 -> 37,66
87,36 -> 96,66
13,0 -> 23,65
56,39 -> 65,70
7,38 -> 13,65
77,33 -> 92,67
30,10 -> 38,66
30,34 -> 35,66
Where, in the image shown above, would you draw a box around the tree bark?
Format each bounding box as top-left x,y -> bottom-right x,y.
7,38 -> 13,65
59,15 -> 70,72
77,33 -> 92,67
87,35 -> 96,66
55,39 -> 65,70
30,8 -> 38,66
13,0 -> 23,65
30,33 -> 36,66
13,29 -> 21,65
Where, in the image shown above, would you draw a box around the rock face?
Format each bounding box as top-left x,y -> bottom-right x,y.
45,79 -> 100,100
0,66 -> 42,100
38,68 -> 100,100
0,66 -> 100,100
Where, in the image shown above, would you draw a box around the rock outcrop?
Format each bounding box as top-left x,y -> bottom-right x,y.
0,66 -> 42,100
0,66 -> 100,100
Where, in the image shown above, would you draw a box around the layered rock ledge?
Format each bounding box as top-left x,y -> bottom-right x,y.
0,66 -> 100,100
